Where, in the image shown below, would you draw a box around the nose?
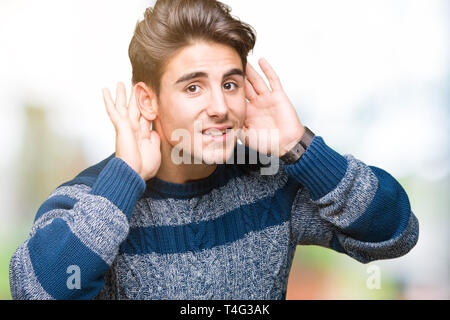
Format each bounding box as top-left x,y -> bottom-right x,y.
205,87 -> 228,119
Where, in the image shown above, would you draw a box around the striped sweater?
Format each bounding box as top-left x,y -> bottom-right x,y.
9,136 -> 419,300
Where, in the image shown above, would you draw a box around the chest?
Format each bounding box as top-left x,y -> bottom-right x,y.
113,220 -> 295,299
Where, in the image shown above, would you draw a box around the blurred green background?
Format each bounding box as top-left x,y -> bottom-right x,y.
0,0 -> 448,299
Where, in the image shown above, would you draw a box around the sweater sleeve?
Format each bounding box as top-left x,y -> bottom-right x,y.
9,157 -> 146,299
284,136 -> 419,264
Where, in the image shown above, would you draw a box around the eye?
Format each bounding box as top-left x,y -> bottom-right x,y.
186,84 -> 200,94
224,82 -> 238,91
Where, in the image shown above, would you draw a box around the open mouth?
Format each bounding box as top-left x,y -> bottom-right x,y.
201,127 -> 233,141
202,128 -> 232,136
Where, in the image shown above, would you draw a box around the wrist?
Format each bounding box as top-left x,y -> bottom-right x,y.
279,126 -> 315,164
279,125 -> 305,158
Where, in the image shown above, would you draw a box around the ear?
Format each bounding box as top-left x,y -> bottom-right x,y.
134,82 -> 158,122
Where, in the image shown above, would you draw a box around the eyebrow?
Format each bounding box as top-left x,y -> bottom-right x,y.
174,68 -> 245,85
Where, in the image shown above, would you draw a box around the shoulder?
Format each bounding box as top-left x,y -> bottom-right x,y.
57,152 -> 116,189
225,143 -> 294,189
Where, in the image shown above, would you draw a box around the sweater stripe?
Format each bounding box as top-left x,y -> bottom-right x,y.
286,136 -> 413,244
27,218 -> 108,299
59,153 -> 116,188
284,136 -> 349,201
9,134 -> 419,299
120,179 -> 299,255
89,157 -> 146,219
9,243 -> 53,300
342,166 -> 412,242
34,195 -> 78,223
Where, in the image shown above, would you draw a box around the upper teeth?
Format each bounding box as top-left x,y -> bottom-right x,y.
204,129 -> 228,136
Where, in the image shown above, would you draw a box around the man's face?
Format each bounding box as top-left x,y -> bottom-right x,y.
156,41 -> 247,164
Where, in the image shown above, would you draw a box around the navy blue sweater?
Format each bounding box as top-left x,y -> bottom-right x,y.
9,136 -> 419,299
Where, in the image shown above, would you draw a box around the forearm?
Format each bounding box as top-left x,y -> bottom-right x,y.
10,157 -> 146,299
286,136 -> 419,263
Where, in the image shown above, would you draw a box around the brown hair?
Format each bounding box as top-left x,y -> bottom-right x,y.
128,0 -> 257,98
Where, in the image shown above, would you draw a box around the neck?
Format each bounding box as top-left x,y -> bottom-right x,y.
155,138 -> 217,184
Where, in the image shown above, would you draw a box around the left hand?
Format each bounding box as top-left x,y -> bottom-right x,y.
238,58 -> 305,158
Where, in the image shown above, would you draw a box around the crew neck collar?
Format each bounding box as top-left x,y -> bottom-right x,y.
145,163 -> 226,198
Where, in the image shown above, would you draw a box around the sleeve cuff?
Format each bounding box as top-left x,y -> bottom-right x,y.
89,157 -> 146,219
284,136 -> 349,201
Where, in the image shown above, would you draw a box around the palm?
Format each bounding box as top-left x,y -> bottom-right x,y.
103,82 -> 161,181
240,59 -> 304,157
244,90 -> 289,131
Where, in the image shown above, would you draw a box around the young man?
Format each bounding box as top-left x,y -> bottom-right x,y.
10,0 -> 419,300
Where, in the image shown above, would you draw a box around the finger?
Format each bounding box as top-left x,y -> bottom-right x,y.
258,58 -> 283,92
102,88 -> 118,123
244,78 -> 258,102
115,82 -> 127,110
128,85 -> 140,128
246,61 -> 270,95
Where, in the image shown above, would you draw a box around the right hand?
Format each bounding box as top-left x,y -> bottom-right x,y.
102,82 -> 161,181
